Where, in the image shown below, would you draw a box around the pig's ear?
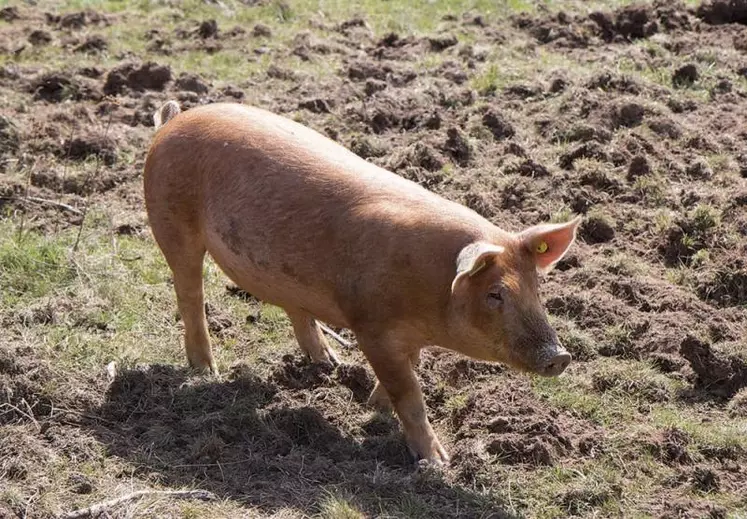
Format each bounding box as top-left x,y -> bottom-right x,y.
451,242 -> 505,293
519,216 -> 581,274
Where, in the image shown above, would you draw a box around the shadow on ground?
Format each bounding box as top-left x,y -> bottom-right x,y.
83,361 -> 515,518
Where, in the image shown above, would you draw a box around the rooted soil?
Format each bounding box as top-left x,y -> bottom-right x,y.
1,0 -> 746,517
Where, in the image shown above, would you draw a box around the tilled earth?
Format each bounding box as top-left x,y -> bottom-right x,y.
1,1 -> 746,518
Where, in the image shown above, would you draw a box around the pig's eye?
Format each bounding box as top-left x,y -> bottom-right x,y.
486,290 -> 503,309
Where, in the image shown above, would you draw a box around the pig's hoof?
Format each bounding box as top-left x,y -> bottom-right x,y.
416,457 -> 447,471
188,359 -> 219,376
411,441 -> 450,467
308,348 -> 340,367
324,345 -> 341,367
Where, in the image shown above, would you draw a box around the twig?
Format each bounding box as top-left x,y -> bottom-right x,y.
70,257 -> 94,285
0,402 -> 40,431
319,323 -> 355,349
0,196 -> 83,215
170,457 -> 253,469
58,489 -> 217,519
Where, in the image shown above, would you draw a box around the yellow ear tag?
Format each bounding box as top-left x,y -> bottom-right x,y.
537,241 -> 548,254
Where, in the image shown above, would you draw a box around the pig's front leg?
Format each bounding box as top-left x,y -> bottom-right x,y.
357,333 -> 448,465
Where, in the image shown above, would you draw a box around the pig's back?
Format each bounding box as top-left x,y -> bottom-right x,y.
147,103 -> 494,327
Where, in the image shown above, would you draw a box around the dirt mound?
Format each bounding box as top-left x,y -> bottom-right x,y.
104,61 -> 172,95
58,133 -> 118,165
590,5 -> 659,41
74,34 -> 107,53
482,109 -> 515,140
448,382 -> 596,469
28,29 -> 52,46
696,253 -> 747,307
0,6 -> 20,22
696,0 -> 747,25
270,354 -> 336,390
645,427 -> 692,465
58,9 -> 108,30
680,336 -> 747,398
335,362 -> 375,403
175,72 -> 209,94
30,72 -> 100,102
518,2 -> 692,47
443,127 -> 473,166
197,19 -> 218,39
673,63 -> 699,86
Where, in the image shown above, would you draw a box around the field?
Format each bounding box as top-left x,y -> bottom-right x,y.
1,0 -> 746,517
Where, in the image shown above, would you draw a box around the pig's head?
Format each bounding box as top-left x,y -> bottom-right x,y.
448,217 -> 581,376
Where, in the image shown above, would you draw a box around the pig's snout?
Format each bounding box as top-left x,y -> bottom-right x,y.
539,347 -> 572,377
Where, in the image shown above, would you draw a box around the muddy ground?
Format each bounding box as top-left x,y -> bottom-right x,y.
0,0 -> 746,518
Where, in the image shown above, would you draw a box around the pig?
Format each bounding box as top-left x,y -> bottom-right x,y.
143,100 -> 580,465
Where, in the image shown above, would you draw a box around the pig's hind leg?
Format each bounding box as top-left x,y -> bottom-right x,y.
286,309 -> 340,366
149,223 -> 217,375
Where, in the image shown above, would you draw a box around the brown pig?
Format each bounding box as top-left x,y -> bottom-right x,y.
143,100 -> 581,465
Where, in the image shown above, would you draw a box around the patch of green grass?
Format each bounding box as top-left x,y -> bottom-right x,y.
689,204 -> 721,234
632,173 -> 668,206
549,207 -> 573,223
0,222 -> 77,304
0,211 -> 295,374
601,251 -> 647,277
548,315 -> 597,361
591,359 -> 681,403
652,407 -> 747,456
318,492 -> 365,519
600,324 -> 636,358
444,391 -> 471,415
532,359 -> 683,425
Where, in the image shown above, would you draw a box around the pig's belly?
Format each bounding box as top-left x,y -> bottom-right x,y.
204,230 -> 350,328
